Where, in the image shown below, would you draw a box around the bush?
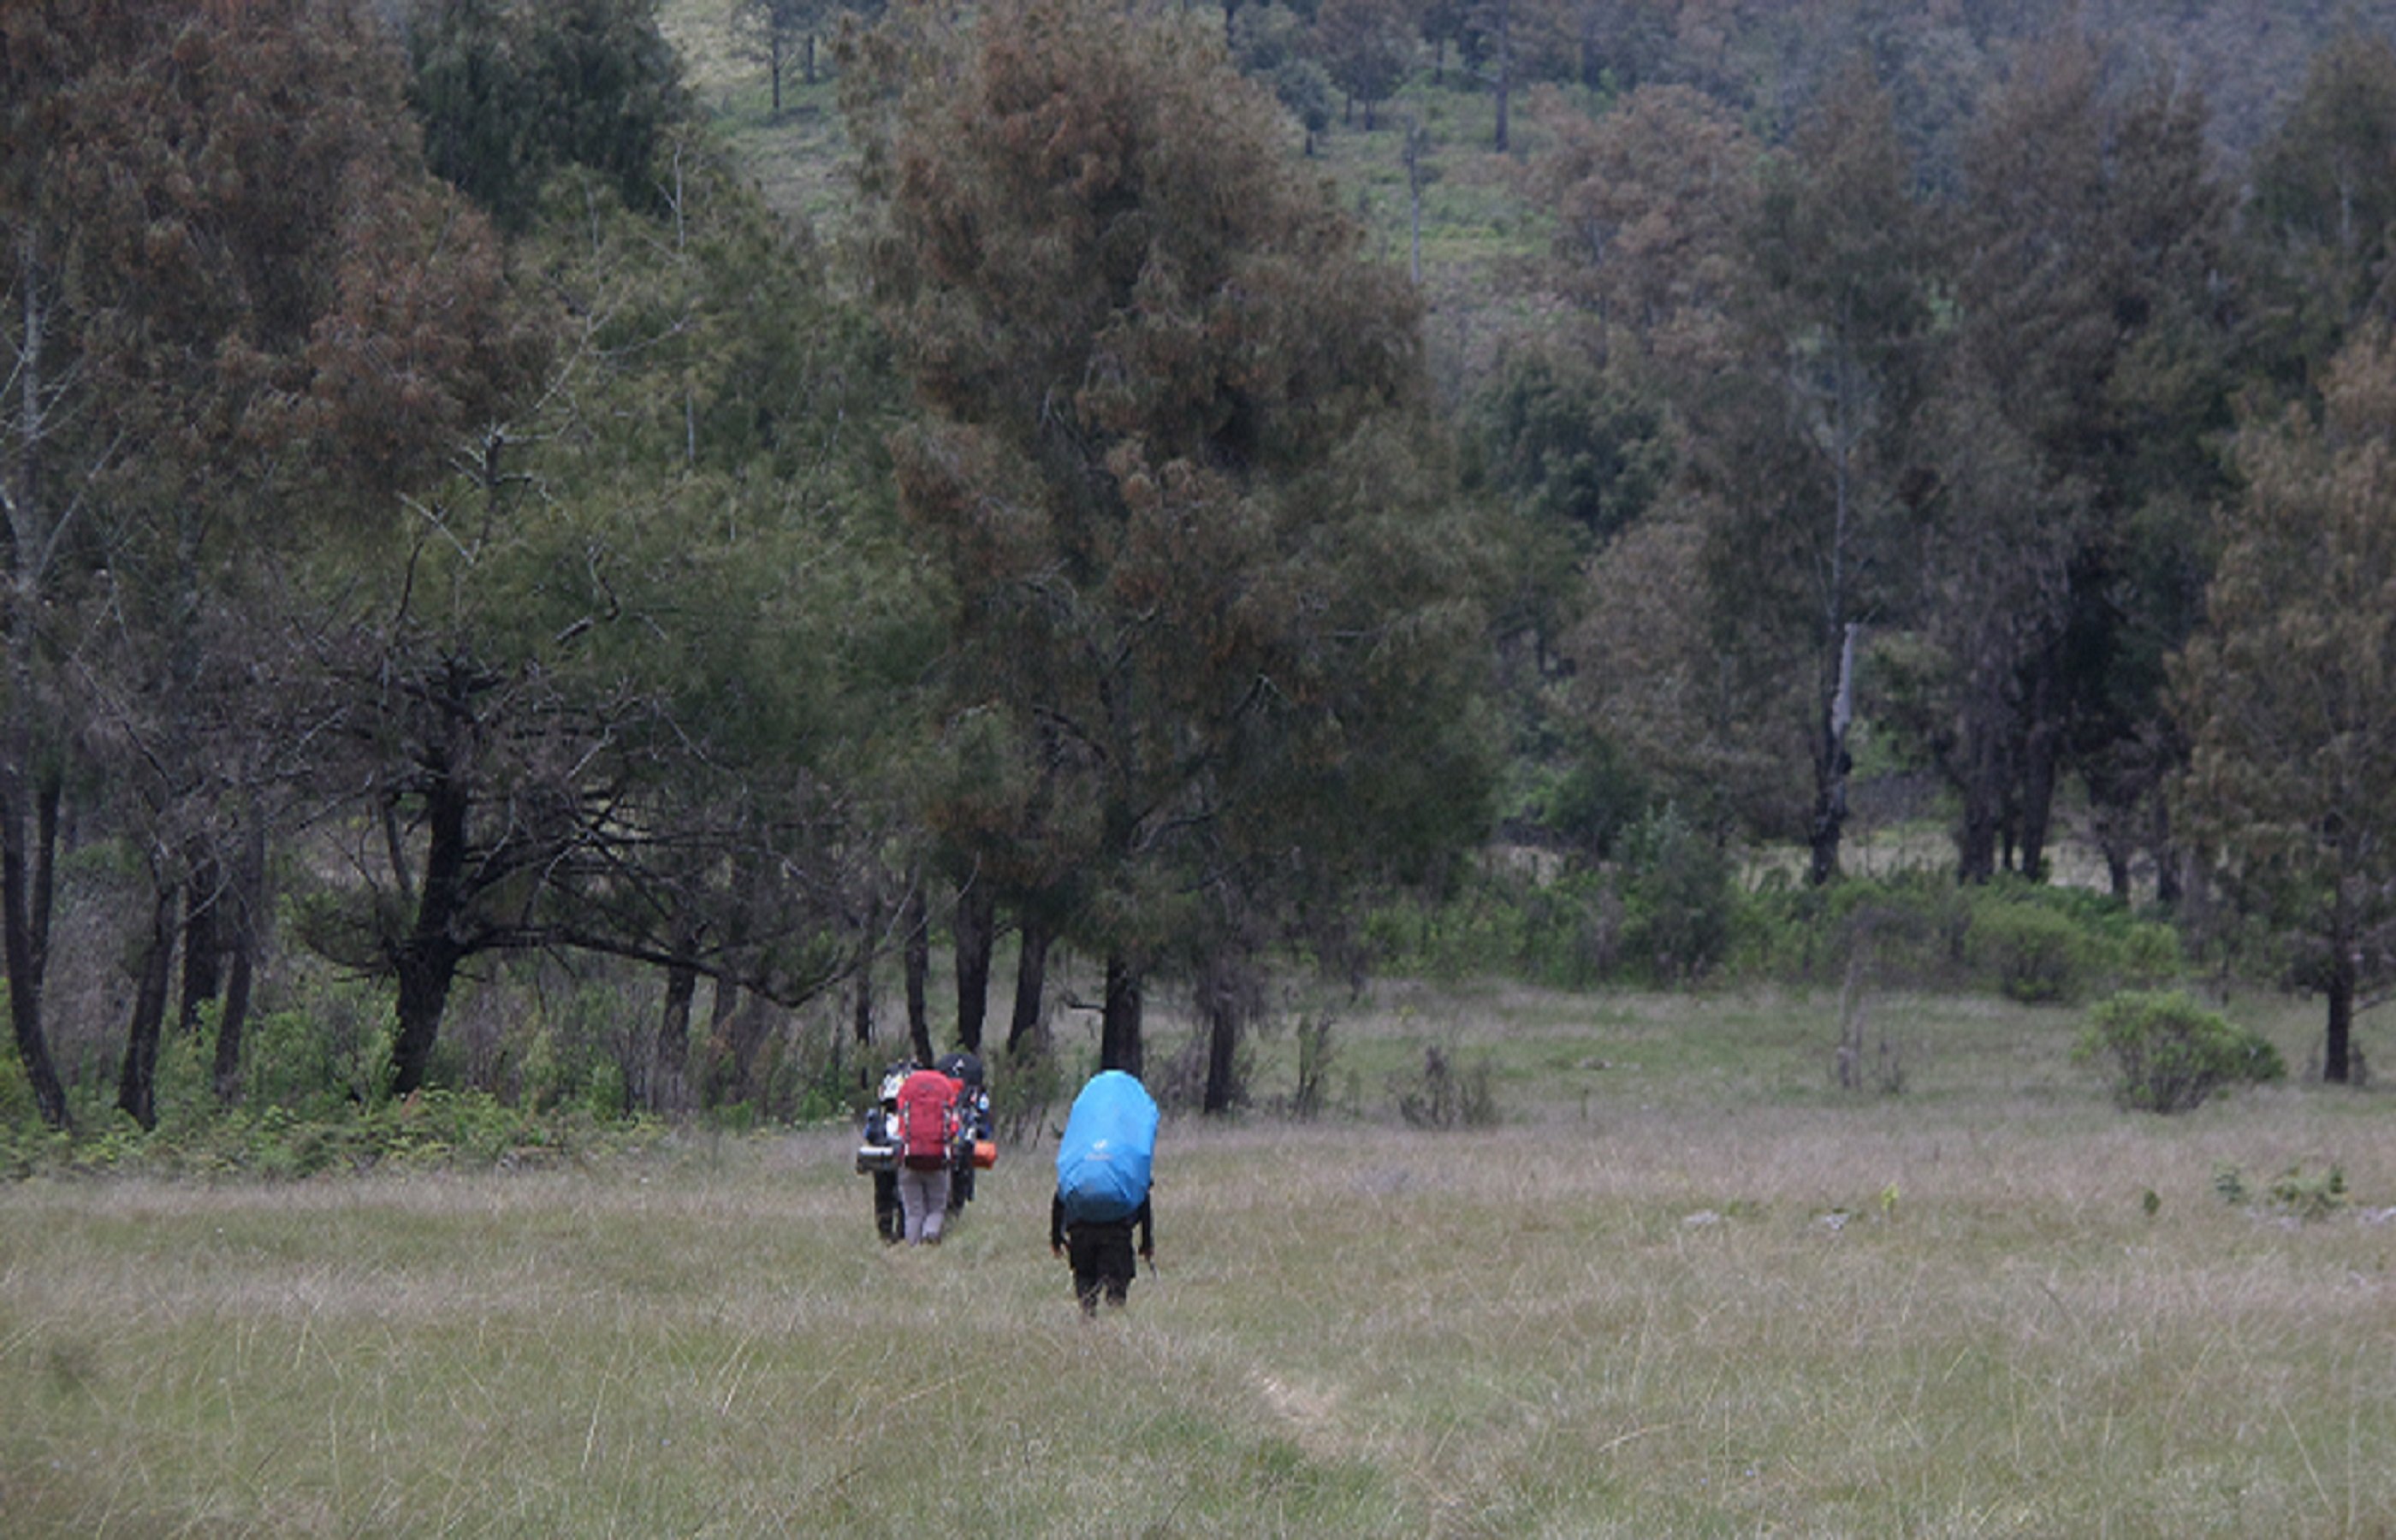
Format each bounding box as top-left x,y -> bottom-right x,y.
1616,804 -> 1735,985
2074,989 -> 2286,1113
1972,898 -> 2093,1004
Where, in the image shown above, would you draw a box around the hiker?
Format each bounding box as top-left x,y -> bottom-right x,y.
1050,1188 -> 1154,1314
937,1051 -> 994,1211
1049,1069 -> 1159,1313
858,1059 -> 916,1244
893,1063 -> 962,1245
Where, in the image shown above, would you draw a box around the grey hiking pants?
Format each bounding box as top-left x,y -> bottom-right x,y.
898,1165 -> 951,1243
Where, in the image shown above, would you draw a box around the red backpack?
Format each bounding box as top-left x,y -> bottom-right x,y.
896,1069 -> 958,1170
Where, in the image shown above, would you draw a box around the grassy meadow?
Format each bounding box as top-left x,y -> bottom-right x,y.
4,981 -> 2393,1537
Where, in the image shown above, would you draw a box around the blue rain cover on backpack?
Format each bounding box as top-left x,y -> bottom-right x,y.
1055,1070 -> 1158,1223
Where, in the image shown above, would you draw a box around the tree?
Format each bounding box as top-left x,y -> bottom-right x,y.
1311,0 -> 1418,132
1561,503 -> 1802,840
1685,56 -> 1934,883
406,0 -> 691,232
1933,34 -> 2239,886
302,141 -> 921,1102
846,0 -> 1492,1078
731,0 -> 814,112
1527,83 -> 1756,381
2244,29 -> 2396,390
3,0 -> 520,1127
2171,327 -> 2396,1085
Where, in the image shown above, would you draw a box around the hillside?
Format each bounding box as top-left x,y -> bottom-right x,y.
661,0 -> 2396,411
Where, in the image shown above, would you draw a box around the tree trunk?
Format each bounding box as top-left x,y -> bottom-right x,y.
2016,672 -> 2060,882
389,764 -> 472,1099
177,856 -> 222,1037
1807,621 -> 1858,887
1954,678 -> 2008,884
1005,915 -> 1053,1056
1100,951 -> 1142,1076
0,766 -> 68,1129
117,880 -> 179,1130
2150,797 -> 2183,908
3,234 -> 72,1130
2325,884 -> 2356,1084
952,880 -> 994,1054
392,938 -> 463,1099
654,959 -> 697,1117
903,880 -> 932,1053
899,889 -> 934,1063
851,886 -> 884,1054
1199,967 -> 1242,1116
1203,999 -> 1238,1113
705,975 -> 745,1105
2325,962 -> 2354,1084
211,811 -> 264,1104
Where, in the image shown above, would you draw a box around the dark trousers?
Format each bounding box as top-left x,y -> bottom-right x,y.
1066,1221 -> 1137,1312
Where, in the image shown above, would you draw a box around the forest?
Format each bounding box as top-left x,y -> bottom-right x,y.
6,0 -> 2396,1155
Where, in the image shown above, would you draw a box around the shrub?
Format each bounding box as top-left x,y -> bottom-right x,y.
2118,921 -> 2184,987
2266,1164 -> 2347,1221
1617,804 -> 1735,985
1972,898 -> 2092,1004
2074,989 -> 2286,1113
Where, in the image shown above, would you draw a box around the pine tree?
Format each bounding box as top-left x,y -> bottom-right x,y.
2173,328 -> 2396,1085
846,0 -> 1492,1077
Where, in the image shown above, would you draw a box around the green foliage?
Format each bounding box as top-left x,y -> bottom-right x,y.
1521,732 -> 1651,858
1365,865 -> 1623,989
1971,900 -> 2094,1004
2173,325 -> 2396,1083
1733,873 -> 2168,1004
2074,989 -> 2286,1114
1231,3 -> 1334,139
406,0 -> 694,230
2120,921 -> 2185,986
1616,804 -> 1736,986
1370,861 -> 2190,1001
847,0 -> 1494,1031
0,1083 -> 655,1180
786,1049 -> 852,1125
242,978 -> 396,1114
1470,342 -> 1671,554
2210,1160 -> 2350,1220
2265,1163 -> 2348,1221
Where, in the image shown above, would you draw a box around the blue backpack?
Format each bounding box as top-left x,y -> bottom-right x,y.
1055,1071 -> 1158,1223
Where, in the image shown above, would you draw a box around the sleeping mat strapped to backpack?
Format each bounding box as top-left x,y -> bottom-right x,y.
1055,1070 -> 1158,1223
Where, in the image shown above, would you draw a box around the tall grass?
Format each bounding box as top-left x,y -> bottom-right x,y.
4,986 -> 2391,1536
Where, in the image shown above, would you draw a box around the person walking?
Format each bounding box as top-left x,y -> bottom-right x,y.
893,1063 -> 961,1245
1049,1069 -> 1159,1312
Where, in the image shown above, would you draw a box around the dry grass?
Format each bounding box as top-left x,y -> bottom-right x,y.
4,985 -> 2393,1536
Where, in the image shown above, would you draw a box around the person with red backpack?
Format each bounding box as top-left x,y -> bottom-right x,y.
893,1064 -> 962,1245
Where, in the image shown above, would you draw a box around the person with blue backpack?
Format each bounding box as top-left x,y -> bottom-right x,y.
1048,1069 -> 1158,1314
